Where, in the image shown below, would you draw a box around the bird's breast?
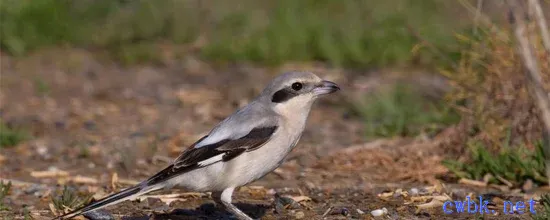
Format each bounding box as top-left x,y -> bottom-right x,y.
219,124 -> 303,186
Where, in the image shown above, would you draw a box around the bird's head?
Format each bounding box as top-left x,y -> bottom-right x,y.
260,71 -> 340,116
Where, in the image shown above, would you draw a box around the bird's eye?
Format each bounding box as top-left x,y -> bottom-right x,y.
291,82 -> 303,91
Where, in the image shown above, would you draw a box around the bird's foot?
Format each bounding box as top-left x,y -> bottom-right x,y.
212,188 -> 255,220
220,202 -> 254,220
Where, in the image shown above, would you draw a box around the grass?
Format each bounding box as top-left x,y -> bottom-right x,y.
443,140 -> 547,186
435,1 -> 549,149
0,121 -> 28,148
22,207 -> 33,220
33,77 -> 50,96
51,186 -> 92,214
436,0 -> 549,188
0,181 -> 12,211
0,0 -> 467,67
534,194 -> 550,220
353,83 -> 460,138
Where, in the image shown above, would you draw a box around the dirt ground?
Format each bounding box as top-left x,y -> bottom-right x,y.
0,49 -> 547,219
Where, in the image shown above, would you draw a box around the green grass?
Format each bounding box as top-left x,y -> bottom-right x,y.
0,121 -> 29,148
0,0 -> 466,67
52,186 -> 92,213
0,181 -> 12,211
353,84 -> 460,138
443,140 -> 547,186
34,77 -> 50,96
534,194 -> 550,220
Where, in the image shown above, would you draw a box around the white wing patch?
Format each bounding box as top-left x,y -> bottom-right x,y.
196,154 -> 225,167
194,131 -> 231,148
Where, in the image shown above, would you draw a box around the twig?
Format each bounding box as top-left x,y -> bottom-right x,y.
473,0 -> 484,35
30,170 -> 69,178
495,175 -> 514,187
458,178 -> 487,187
405,24 -> 458,70
529,0 -> 550,53
322,206 -> 333,217
70,175 -> 98,185
457,0 -> 507,38
0,178 -> 48,188
507,0 -> 550,185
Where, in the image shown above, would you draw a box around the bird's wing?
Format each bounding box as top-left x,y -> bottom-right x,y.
145,107 -> 278,185
173,125 -> 278,168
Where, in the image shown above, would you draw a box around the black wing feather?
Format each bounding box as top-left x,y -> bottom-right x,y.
145,126 -> 277,186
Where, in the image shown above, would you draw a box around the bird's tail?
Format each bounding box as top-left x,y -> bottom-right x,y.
54,184 -> 160,219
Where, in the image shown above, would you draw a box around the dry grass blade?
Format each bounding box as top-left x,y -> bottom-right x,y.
456,0 -> 507,37
31,169 -> 69,178
459,178 -> 487,187
70,175 -> 98,185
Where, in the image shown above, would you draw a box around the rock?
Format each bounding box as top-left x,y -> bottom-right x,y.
54,121 -> 65,129
371,208 -> 388,217
84,121 -> 96,130
522,179 -> 534,192
409,188 -> 419,196
340,208 -> 349,216
295,211 -> 305,219
153,204 -> 171,212
83,209 -> 114,220
23,184 -> 42,195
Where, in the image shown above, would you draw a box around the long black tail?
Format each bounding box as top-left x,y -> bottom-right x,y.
54,184 -> 155,219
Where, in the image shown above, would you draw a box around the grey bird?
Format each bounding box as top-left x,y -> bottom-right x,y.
55,71 -> 340,220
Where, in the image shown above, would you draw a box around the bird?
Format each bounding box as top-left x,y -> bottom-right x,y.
55,71 -> 340,220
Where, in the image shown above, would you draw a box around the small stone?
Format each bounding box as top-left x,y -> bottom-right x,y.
295,211 -> 305,219
153,204 -> 171,212
522,179 -> 534,192
341,208 -> 349,216
266,189 -> 276,195
35,142 -> 49,157
356,209 -> 365,215
410,188 -> 419,196
54,121 -> 65,129
23,184 -> 42,195
275,194 -> 300,209
84,121 -> 97,130
371,208 -> 388,217
304,181 -> 316,190
83,209 -> 115,220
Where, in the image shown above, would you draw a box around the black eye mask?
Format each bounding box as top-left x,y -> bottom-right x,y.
271,88 -> 300,103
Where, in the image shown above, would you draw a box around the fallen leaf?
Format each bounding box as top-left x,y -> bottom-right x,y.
416,199 -> 444,213
377,191 -> 394,199
291,195 -> 312,203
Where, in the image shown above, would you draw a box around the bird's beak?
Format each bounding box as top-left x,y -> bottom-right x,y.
313,80 -> 340,95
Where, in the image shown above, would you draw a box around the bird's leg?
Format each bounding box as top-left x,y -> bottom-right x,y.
212,188 -> 254,220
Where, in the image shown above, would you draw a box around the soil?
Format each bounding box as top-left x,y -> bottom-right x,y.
0,49 -> 546,219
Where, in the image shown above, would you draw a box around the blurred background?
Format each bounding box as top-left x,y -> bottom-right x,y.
0,0 -> 549,219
